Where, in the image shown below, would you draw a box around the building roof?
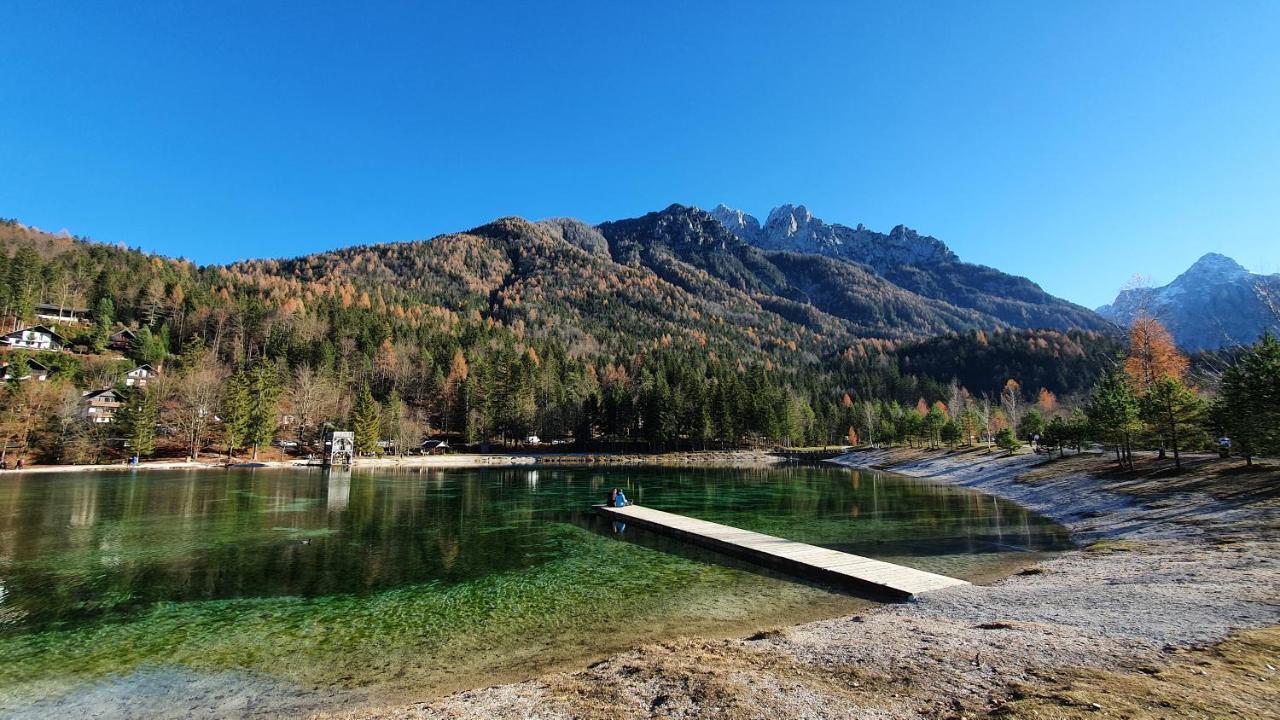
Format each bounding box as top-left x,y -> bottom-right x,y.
1,358 -> 51,371
35,302 -> 90,313
3,325 -> 67,344
81,388 -> 124,402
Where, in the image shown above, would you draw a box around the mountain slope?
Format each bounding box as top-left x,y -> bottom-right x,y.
597,205 -> 994,338
1096,253 -> 1280,351
710,203 -> 1113,333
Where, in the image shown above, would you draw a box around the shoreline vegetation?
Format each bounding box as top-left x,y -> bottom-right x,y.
0,448 -> 791,474
322,446 -> 1279,720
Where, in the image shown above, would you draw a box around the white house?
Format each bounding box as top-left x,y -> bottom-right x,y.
1,326 -> 66,351
123,364 -> 156,387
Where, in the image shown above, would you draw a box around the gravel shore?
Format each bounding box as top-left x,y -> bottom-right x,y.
328,448 -> 1279,719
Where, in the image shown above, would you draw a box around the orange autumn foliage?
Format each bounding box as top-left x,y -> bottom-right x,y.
1124,316 -> 1188,391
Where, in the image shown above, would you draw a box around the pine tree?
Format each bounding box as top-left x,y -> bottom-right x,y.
352,382 -> 382,455
91,297 -> 114,353
1215,334 -> 1280,464
246,365 -> 282,459
923,405 -> 947,448
1020,408 -> 1046,443
384,388 -> 417,455
995,427 -> 1019,453
117,388 -> 158,458
222,372 -> 252,460
1139,376 -> 1204,470
1086,365 -> 1140,470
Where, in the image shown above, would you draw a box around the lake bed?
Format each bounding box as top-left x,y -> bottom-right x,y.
0,465 -> 1069,717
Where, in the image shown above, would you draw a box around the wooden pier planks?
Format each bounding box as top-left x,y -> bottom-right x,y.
594,504 -> 968,599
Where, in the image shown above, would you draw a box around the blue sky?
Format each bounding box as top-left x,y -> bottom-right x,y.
2,1 -> 1277,308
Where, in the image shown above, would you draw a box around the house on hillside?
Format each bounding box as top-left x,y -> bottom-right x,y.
34,303 -> 90,325
80,389 -> 125,424
108,328 -> 137,352
123,364 -> 156,387
0,358 -> 51,382
1,326 -> 66,351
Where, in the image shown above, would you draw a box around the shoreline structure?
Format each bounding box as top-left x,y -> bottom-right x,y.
342,446 -> 1278,719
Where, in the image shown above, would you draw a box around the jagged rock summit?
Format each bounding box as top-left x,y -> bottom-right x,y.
710,203 -> 956,271
708,202 -> 1109,333
1096,252 -> 1280,351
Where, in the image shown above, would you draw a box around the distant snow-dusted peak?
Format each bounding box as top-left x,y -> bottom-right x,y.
1096,252 -> 1280,351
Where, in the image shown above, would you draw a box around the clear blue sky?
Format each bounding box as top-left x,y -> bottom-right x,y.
2,1 -> 1277,308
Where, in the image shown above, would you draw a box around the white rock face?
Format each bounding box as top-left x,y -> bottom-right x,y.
1096,252 -> 1280,351
711,203 -> 957,271
710,204 -> 762,245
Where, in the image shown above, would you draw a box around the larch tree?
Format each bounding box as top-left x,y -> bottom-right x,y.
166,350 -> 225,460
1124,316 -> 1188,391
1036,388 -> 1057,417
1000,379 -> 1023,431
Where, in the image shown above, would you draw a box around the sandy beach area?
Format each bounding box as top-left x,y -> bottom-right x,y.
323,447 -> 1279,719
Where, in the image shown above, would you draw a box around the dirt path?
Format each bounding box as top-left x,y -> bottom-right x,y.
328,448 -> 1279,719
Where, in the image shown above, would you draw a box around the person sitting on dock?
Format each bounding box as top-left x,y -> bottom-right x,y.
611,487 -> 629,507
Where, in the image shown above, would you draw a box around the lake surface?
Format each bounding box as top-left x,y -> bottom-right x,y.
0,465 -> 1069,717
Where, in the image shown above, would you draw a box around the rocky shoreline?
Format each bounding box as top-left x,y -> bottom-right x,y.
329,447 -> 1279,719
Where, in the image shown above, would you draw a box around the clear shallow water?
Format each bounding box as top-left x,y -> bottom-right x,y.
0,465 -> 1069,715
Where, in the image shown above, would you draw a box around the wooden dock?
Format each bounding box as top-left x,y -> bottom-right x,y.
594,504 -> 968,599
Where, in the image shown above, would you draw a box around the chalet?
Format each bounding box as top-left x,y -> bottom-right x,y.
123,364 -> 156,387
34,303 -> 90,325
108,328 -> 138,352
1,326 -> 66,351
420,439 -> 449,455
80,389 -> 125,424
0,358 -> 51,382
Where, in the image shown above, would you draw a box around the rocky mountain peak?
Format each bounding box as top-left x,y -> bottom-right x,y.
1097,252 -> 1279,351
710,203 -> 958,270
710,204 -> 762,244
1178,252 -> 1248,281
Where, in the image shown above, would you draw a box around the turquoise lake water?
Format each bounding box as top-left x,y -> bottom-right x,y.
0,465 -> 1069,717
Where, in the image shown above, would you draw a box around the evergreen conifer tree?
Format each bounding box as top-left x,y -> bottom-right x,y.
352,382 -> 382,455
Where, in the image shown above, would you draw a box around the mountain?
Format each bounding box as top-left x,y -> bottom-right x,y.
1096,253 -> 1280,351
710,203 -> 1113,333
598,204 -> 999,339
711,203 -> 956,269
0,214 -> 1122,458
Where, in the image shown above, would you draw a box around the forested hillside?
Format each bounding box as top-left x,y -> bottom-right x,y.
0,211 -> 1123,464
